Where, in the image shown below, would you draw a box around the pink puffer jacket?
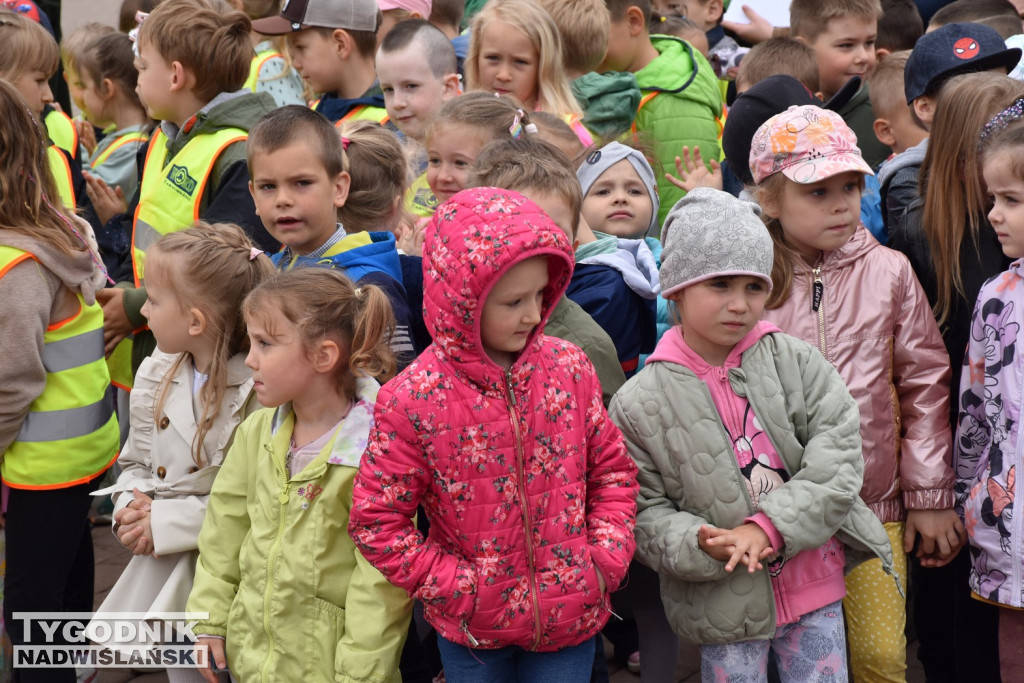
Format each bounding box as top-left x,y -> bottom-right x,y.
764,226 -> 954,523
349,188 -> 638,652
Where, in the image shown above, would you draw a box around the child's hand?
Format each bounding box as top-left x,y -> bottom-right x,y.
905,508 -> 967,568
83,172 -> 127,225
114,488 -> 158,557
666,146 -> 723,193
96,288 -> 133,355
196,636 -> 227,683
699,523 -> 774,573
721,5 -> 775,45
395,217 -> 428,257
75,120 -> 98,156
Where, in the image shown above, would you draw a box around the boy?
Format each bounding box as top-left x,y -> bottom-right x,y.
790,0 -> 891,167
877,0 -> 924,57
248,106 -> 416,364
668,0 -> 745,82
871,51 -> 927,232
541,0 -> 641,140
469,138 -> 628,405
253,0 -> 388,126
734,37 -> 820,96
98,0 -> 278,373
600,0 -> 723,227
428,0 -> 468,74
376,19 -> 458,217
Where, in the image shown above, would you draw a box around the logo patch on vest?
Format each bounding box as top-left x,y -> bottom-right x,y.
166,164 -> 198,197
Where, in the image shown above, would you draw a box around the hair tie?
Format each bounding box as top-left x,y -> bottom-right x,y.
510,110 -> 525,139
354,286 -> 364,299
249,247 -> 262,261
128,11 -> 149,55
981,97 -> 1024,142
341,136 -> 350,151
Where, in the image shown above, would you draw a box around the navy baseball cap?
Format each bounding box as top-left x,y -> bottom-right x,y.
904,22 -> 1021,104
722,74 -> 860,186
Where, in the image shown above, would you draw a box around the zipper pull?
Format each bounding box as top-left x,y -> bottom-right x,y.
504,370 -> 517,407
812,266 -> 824,313
461,621 -> 480,647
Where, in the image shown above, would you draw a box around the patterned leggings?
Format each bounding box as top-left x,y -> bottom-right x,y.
699,600 -> 847,682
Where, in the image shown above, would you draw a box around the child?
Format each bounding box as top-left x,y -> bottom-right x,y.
538,0 -> 609,80
240,0 -> 306,107
876,0 -> 924,57
957,100 -> 1024,683
188,268 -> 412,681
600,0 -> 723,226
59,21 -> 115,157
734,37 -> 820,97
608,186 -> 895,681
578,141 -> 660,240
466,0 -> 591,144
0,78 -> 119,678
752,105 -> 962,682
337,119 -> 413,236
667,0 -> 745,82
348,187 -> 638,682
428,0 -> 468,74
789,0 -> 890,167
98,0 -> 278,377
90,223 -> 273,680
253,0 -> 388,125
379,0 -> 432,41
424,92 -> 537,204
77,32 -> 150,201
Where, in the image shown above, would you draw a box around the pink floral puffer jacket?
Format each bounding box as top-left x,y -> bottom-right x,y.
349,188 -> 638,652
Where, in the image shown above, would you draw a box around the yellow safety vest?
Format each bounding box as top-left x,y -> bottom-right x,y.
44,108 -> 79,157
0,246 -> 119,490
132,127 -> 247,286
243,48 -> 282,92
91,130 -> 150,168
335,104 -> 390,127
46,145 -> 75,209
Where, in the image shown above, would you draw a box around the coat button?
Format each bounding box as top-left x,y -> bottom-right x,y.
159,416 -> 169,429
157,466 -> 166,479
187,466 -> 199,474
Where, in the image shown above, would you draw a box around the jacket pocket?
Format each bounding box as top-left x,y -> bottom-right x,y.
310,597 -> 346,677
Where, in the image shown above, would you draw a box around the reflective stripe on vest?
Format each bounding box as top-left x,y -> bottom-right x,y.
44,109 -> 79,156
91,130 -> 150,168
47,145 -> 75,209
335,105 -> 390,126
243,49 -> 282,91
0,246 -> 118,490
132,127 -> 248,286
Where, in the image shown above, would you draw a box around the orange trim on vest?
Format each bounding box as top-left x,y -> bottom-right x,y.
50,145 -> 75,206
3,449 -> 119,490
336,105 -> 390,125
92,132 -> 149,168
47,298 -> 84,332
0,251 -> 34,279
631,92 -> 660,134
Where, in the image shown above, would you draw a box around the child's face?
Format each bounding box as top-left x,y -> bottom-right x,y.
581,159 -> 654,238
63,63 -> 88,112
480,255 -> 549,369
288,28 -> 343,95
984,149 -> 1024,259
879,102 -> 927,155
673,275 -> 769,366
675,0 -> 721,32
761,171 -> 862,263
476,20 -> 539,109
376,43 -> 458,142
248,140 -> 351,256
79,67 -> 111,127
806,15 -> 877,99
134,40 -> 176,122
140,254 -> 194,356
245,306 -> 320,408
11,68 -> 54,120
651,0 -> 686,15
426,123 -> 490,203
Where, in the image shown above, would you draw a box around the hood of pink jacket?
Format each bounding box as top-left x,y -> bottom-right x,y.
647,321 -> 780,370
423,188 -> 575,391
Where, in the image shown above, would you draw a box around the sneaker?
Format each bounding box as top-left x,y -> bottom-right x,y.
627,651 -> 640,674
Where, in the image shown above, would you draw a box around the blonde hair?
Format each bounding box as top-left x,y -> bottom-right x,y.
920,72 -> 1024,326
537,0 -> 610,75
0,10 -> 60,81
737,37 -> 819,93
426,91 -> 536,146
243,269 -> 397,399
789,0 -> 883,42
137,0 -> 252,102
60,22 -> 115,74
148,223 -> 276,467
336,120 -> 411,232
466,0 -> 581,117
869,50 -> 912,121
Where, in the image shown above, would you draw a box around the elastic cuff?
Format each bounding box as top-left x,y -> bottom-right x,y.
121,285 -> 149,328
744,512 -> 785,552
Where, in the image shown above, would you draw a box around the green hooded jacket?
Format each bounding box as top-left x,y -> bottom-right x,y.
572,71 -> 642,139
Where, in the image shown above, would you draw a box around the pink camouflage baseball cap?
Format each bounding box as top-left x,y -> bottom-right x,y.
749,104 -> 874,185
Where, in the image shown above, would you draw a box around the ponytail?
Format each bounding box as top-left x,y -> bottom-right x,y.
350,284 -> 397,382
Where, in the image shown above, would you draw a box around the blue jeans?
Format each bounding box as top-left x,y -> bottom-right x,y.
437,635 -> 596,683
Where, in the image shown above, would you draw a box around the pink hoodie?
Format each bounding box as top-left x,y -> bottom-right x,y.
648,322 -> 847,625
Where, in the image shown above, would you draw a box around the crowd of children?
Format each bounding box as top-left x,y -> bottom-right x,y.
6,0 -> 1024,681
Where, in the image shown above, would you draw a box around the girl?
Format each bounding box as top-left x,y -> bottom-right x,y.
956,103 -> 1024,682
90,223 -> 273,681
466,0 -> 592,144
609,187 -> 894,681
77,32 -> 150,201
240,0 -> 306,107
187,269 -> 412,683
348,187 -> 638,683
425,92 -> 537,205
0,78 -> 118,681
752,105 -> 961,682
337,119 -> 412,235
887,72 -> 1024,683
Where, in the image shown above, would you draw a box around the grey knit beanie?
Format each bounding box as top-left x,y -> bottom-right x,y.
660,188 -> 773,298
576,141 -> 660,236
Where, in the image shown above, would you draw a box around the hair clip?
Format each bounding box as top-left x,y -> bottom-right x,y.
249,247 -> 262,261
981,97 -> 1024,142
510,110 -> 525,139
128,11 -> 149,56
341,136 -> 350,151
